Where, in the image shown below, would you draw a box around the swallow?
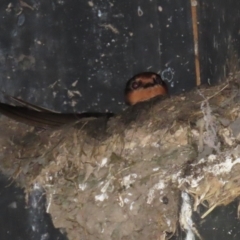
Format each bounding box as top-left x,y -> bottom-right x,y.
124,72 -> 168,105
0,72 -> 167,128
0,94 -> 113,128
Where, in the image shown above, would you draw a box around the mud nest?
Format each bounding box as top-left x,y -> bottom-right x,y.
1,74 -> 240,239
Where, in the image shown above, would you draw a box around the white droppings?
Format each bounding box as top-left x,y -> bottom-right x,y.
158,6 -> 163,12
195,158 -> 207,164
95,193 -> 108,201
205,156 -> 240,175
100,157 -> 108,167
147,181 -> 165,204
40,233 -> 49,240
130,201 -> 135,210
178,175 -> 204,189
166,218 -> 171,227
137,6 -> 143,16
88,1 -> 94,7
171,170 -> 182,181
121,174 -> 137,189
8,202 -> 17,209
208,154 -> 217,162
35,40 -> 42,45
71,80 -> 78,87
118,195 -> 124,207
151,142 -> 160,147
79,183 -> 87,191
191,0 -> 198,6
33,183 -> 41,190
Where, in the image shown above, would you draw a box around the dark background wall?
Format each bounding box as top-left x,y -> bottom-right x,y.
198,1 -> 240,85
1,1 -> 240,114
0,0 -> 196,114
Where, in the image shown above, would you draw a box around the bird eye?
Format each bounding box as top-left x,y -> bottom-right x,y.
131,81 -> 140,89
153,77 -> 158,84
153,75 -> 163,85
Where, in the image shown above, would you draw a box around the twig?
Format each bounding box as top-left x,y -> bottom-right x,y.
197,83 -> 229,104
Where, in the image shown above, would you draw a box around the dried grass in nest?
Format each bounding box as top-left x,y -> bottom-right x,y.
178,149 -> 240,218
1,73 -> 240,239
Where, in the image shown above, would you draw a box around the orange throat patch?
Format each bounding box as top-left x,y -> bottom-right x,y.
125,85 -> 167,105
